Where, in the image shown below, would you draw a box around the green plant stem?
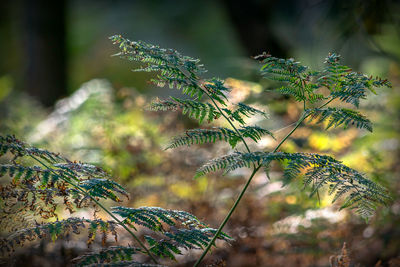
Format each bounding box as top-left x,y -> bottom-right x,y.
273,112 -> 308,152
193,166 -> 260,267
30,155 -> 159,264
193,111 -> 308,267
318,97 -> 334,109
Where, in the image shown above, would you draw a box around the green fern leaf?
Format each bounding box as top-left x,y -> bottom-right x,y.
306,107 -> 373,131
111,206 -> 205,232
72,246 -> 142,266
81,262 -> 166,267
196,151 -> 390,219
0,135 -> 65,163
0,218 -> 119,255
79,178 -> 128,202
319,53 -> 391,107
166,126 -> 273,150
259,54 -> 308,77
148,97 -> 221,124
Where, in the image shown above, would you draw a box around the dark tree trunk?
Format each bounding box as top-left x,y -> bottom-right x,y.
22,0 -> 67,107
221,0 -> 287,57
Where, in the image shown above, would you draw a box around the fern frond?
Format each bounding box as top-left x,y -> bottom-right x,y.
111,206 -> 205,232
110,35 -> 206,75
0,164 -> 55,185
235,103 -> 268,118
81,262 -> 165,267
112,206 -> 231,260
72,246 -> 142,266
151,75 -> 203,99
223,103 -> 268,125
240,125 -> 275,141
194,152 -> 262,178
0,184 -> 80,219
0,217 -> 119,255
79,178 -> 128,202
109,35 -> 207,99
148,97 -> 221,124
166,126 -> 274,150
258,54 -> 308,77
0,135 -> 65,163
144,228 -> 233,260
196,151 -> 390,219
0,163 -> 127,203
202,78 -> 230,106
166,128 -> 238,149
164,228 -> 232,250
277,84 -> 305,102
144,236 -> 180,260
306,107 -> 373,132
54,162 -> 110,179
319,53 -> 391,107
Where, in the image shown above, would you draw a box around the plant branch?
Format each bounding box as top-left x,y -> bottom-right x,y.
273,112 -> 308,152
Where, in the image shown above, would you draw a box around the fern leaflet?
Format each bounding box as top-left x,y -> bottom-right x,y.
195,152 -> 390,219
148,97 -> 221,124
166,126 -> 273,149
306,107 -> 373,132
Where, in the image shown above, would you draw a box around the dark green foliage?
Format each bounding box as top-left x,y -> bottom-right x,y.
259,53 -> 391,107
112,206 -> 233,260
259,53 -> 308,78
0,135 -> 231,265
0,217 -> 119,255
166,126 -> 274,149
258,53 -> 325,103
110,36 -> 390,225
79,178 -> 128,202
82,262 -> 165,267
148,97 -> 221,124
195,151 -> 391,219
306,107 -> 373,132
109,35 -> 207,100
1,36 -> 391,267
0,135 -> 66,163
72,246 -> 143,266
112,206 -> 206,231
223,103 -> 268,125
318,53 -> 391,107
143,227 -> 233,261
0,135 -> 128,210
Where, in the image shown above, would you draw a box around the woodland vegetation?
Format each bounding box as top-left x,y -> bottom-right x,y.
1,1 -> 400,266
0,34 -> 398,266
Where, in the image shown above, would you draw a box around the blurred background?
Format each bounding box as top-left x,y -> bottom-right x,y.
1,0 -> 400,266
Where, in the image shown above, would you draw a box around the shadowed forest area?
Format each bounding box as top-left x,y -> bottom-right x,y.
1,0 -> 400,266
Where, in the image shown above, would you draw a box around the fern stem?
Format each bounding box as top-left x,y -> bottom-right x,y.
29,155 -> 159,264
193,166 -> 260,267
318,97 -> 334,109
273,112 -> 308,152
194,111 -> 309,266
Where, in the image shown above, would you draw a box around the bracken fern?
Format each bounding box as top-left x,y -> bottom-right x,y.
0,135 -> 231,266
0,35 -> 392,267
109,36 -> 391,266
